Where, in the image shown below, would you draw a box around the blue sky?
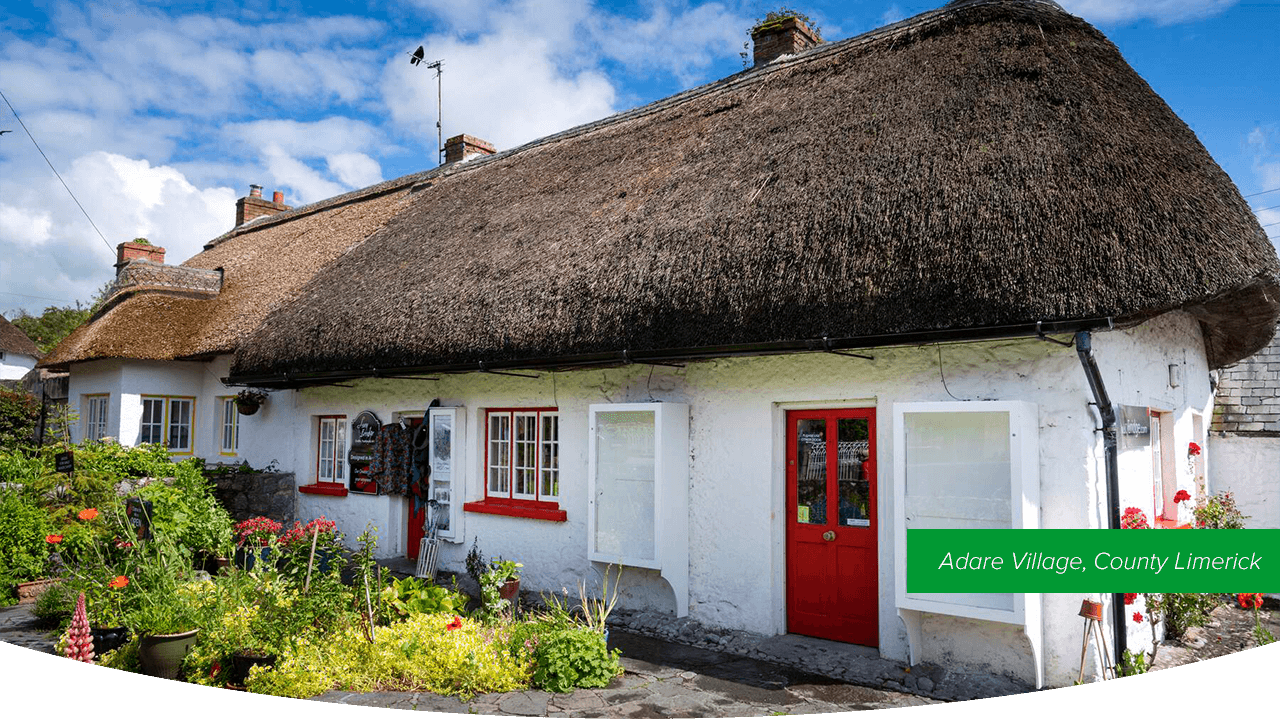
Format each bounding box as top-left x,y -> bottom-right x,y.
1,0 -> 1277,317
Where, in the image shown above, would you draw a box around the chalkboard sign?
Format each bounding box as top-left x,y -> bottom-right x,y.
349,410 -> 382,494
55,451 -> 74,475
125,498 -> 153,541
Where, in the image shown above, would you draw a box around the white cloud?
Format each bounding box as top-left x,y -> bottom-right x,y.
0,206 -> 54,247
880,5 -> 906,26
260,145 -> 348,204
1057,0 -> 1237,25
327,153 -> 384,189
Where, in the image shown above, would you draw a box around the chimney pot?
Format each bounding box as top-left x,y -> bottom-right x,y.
751,15 -> 820,67
235,184 -> 292,227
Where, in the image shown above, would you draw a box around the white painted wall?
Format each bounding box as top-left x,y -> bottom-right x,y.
1209,435 -> 1279,528
62,311 -> 1213,688
0,351 -> 38,380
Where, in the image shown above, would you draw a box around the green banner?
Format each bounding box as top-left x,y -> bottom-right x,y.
907,529 -> 1280,593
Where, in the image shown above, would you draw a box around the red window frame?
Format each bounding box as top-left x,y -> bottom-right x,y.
300,415 -> 349,497
464,407 -> 565,522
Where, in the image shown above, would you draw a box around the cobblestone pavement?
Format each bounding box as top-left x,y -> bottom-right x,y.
0,603 -> 56,654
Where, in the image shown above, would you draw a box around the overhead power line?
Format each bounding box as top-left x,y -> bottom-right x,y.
0,88 -> 115,257
1252,203 -> 1280,214
1245,186 -> 1280,199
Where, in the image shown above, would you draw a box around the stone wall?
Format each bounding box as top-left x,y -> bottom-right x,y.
1212,331 -> 1280,434
209,470 -> 297,526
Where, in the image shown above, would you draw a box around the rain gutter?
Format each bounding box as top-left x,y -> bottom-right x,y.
1074,329 -> 1127,668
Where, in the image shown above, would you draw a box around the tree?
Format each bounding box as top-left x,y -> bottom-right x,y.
8,281 -> 113,354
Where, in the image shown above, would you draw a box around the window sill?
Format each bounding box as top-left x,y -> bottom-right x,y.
298,483 -> 349,497
464,499 -> 566,522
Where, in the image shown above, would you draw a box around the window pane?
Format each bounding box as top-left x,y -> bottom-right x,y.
141,399 -> 163,445
514,414 -> 537,497
488,414 -> 510,494
594,411 -> 656,561
335,420 -> 346,480
319,418 -> 334,481
795,419 -> 827,525
541,414 -> 559,498
836,418 -> 871,527
169,399 -> 191,451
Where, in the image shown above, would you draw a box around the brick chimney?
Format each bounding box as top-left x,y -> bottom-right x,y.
235,184 -> 292,226
751,15 -> 820,67
443,134 -> 496,164
115,239 -> 165,274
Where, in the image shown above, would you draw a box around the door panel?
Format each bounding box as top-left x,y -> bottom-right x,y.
787,408 -> 878,646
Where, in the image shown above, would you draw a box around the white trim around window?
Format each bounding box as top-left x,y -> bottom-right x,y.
83,394 -> 109,442
219,396 -> 239,456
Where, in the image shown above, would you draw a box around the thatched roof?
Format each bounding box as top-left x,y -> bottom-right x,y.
41,183 -> 417,370
228,0 -> 1278,384
0,315 -> 41,359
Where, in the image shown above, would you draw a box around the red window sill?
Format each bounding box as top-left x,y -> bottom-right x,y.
464,499 -> 566,522
298,483 -> 349,497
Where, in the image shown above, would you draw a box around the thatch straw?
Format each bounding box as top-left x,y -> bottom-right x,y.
229,0 -> 1278,381
0,315 -> 41,358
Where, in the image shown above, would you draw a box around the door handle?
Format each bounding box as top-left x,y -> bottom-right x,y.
822,530 -> 836,541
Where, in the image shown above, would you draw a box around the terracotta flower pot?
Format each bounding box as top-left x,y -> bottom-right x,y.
15,578 -> 59,604
1079,599 -> 1104,621
498,578 -> 520,601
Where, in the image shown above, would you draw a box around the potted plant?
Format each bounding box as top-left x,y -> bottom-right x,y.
234,389 -> 268,416
489,558 -> 522,600
132,596 -> 200,679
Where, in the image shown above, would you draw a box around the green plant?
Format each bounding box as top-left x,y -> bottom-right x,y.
1194,491 -> 1248,528
465,537 -> 485,585
0,489 -> 55,596
379,577 -> 466,621
1148,593 -> 1219,639
749,7 -> 823,41
477,558 -> 522,621
32,579 -> 76,629
527,626 -> 622,693
576,564 -> 622,634
0,387 -> 40,451
1116,649 -> 1148,677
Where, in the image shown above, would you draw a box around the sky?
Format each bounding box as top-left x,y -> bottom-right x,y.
1,0 -> 1277,318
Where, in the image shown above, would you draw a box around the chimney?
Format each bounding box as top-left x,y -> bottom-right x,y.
751,15 -> 820,67
443,134 -> 496,164
115,239 -> 165,274
235,185 -> 292,227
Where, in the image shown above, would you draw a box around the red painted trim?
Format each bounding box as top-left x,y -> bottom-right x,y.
463,498 -> 567,522
484,408 -> 559,503
298,483 -> 349,497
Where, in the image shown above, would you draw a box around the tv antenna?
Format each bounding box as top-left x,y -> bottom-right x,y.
409,46 -> 445,165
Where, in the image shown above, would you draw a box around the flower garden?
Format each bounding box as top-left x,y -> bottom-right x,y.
0,439 -> 622,698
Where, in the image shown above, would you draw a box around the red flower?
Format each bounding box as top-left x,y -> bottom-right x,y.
113,538 -> 134,549
45,534 -> 63,544
1121,507 -> 1150,530
108,576 -> 129,589
211,663 -> 221,678
1124,593 -> 1137,605
77,508 -> 100,521
445,616 -> 463,631
1174,490 -> 1191,504
1132,612 -> 1144,624
1188,442 -> 1202,456
1238,593 -> 1264,609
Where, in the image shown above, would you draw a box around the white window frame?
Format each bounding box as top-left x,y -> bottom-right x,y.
139,395 -> 195,454
83,394 -> 109,442
316,415 -> 347,484
219,396 -> 239,456
485,408 -> 559,503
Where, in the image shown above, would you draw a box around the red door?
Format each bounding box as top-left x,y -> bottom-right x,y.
786,408 -> 878,646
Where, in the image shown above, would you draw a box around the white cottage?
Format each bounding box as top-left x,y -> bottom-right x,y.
0,315 -> 41,382
43,0 -> 1280,689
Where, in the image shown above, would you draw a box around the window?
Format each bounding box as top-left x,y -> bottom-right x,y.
465,408 -> 564,521
83,395 -> 109,442
139,396 -> 195,454
316,416 -> 346,484
219,397 -> 239,456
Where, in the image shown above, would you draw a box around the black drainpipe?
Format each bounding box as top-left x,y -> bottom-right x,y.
1074,330 -> 1126,667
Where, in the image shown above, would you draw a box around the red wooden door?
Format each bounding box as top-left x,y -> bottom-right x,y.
406,416 -> 425,560
786,408 -> 878,646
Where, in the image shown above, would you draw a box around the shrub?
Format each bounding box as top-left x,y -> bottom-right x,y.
1149,593 -> 1219,639
32,578 -> 76,628
0,387 -> 39,451
527,626 -> 622,693
0,490 -> 55,598
1194,491 -> 1248,529
248,614 -> 530,699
